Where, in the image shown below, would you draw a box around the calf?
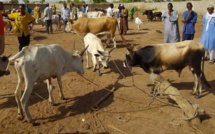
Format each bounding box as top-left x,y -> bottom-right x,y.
8,44 -> 88,125
125,40 -> 211,98
135,17 -> 144,31
84,33 -> 114,75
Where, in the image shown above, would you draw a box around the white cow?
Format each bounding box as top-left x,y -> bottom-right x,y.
135,17 -> 144,31
74,11 -> 104,19
84,33 -> 114,75
36,15 -> 61,30
8,44 -> 88,125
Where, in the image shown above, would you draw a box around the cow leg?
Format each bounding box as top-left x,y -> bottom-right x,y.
57,75 -> 65,100
196,76 -> 203,98
138,25 -> 140,31
92,56 -> 97,72
15,74 -> 24,120
21,80 -> 34,124
112,37 -> 117,48
46,78 -> 55,105
192,72 -> 199,96
86,51 -> 90,69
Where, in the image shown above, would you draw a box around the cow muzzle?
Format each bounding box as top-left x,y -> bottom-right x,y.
104,66 -> 109,69
0,70 -> 10,77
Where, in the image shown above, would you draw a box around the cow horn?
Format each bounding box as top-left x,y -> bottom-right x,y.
80,45 -> 89,56
108,47 -> 115,53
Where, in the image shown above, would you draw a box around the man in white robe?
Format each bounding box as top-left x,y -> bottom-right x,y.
162,3 -> 180,43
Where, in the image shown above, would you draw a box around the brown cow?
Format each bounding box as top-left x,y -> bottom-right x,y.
70,17 -> 125,48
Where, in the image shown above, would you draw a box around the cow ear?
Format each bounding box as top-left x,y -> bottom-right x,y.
94,54 -> 100,57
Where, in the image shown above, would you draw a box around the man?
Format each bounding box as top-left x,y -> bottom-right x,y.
71,3 -> 78,20
25,4 -> 32,14
129,7 -> 135,20
201,4 -> 215,64
107,3 -> 114,17
33,3 -> 41,23
7,4 -> 35,51
43,3 -> 53,34
182,2 -> 197,41
161,3 -> 180,43
85,4 -> 89,13
61,2 -> 70,32
0,2 -> 5,54
120,5 -> 128,35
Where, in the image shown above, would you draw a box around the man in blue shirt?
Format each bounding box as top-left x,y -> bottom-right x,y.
182,2 -> 197,41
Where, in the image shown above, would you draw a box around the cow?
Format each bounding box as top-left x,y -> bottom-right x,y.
135,17 -> 144,31
142,10 -> 162,21
70,16 -> 126,48
84,33 -> 114,75
124,40 -> 211,98
75,11 -> 104,18
7,44 -> 88,125
0,55 -> 11,76
34,15 -> 61,31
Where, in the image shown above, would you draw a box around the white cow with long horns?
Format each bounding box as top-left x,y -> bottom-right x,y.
8,44 -> 88,125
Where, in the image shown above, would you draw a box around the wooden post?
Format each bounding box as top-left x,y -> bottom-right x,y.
149,74 -> 205,121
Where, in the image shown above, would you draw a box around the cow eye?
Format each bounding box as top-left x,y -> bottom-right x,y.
81,59 -> 84,62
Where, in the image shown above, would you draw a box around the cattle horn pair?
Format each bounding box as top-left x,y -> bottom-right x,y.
80,45 -> 89,56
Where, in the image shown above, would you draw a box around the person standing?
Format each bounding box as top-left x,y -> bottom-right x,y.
85,4 -> 89,13
201,4 -> 215,64
33,3 -> 41,23
161,3 -> 180,43
25,4 -> 32,14
0,2 -> 5,54
7,4 -> 35,51
71,3 -> 78,20
43,3 -> 53,34
129,7 -> 135,20
182,2 -> 197,41
120,5 -> 128,35
61,2 -> 70,32
117,4 -> 121,18
107,3 -> 114,17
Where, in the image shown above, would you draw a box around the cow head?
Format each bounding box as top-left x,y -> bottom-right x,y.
124,45 -> 137,68
0,55 -> 11,76
71,46 -> 89,74
94,48 -> 114,69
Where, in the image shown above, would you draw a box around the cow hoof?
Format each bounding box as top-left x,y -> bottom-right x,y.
61,97 -> 66,100
194,95 -> 200,99
31,121 -> 40,126
17,115 -> 24,120
97,73 -> 102,76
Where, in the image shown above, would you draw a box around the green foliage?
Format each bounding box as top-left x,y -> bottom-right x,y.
92,0 -> 107,3
40,0 -> 45,4
67,0 -> 72,3
23,0 -> 30,3
9,0 -> 19,4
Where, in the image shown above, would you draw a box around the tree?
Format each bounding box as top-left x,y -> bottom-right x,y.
23,0 -> 29,3
40,0 -> 45,4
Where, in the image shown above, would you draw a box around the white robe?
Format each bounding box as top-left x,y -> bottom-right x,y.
162,10 -> 180,43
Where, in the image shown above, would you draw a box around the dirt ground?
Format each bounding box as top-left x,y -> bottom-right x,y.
1,14 -> 215,134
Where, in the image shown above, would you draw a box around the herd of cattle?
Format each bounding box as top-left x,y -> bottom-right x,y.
0,9 -> 212,126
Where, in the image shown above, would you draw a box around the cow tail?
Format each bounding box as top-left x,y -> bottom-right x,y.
116,19 -> 126,43
5,50 -> 25,71
201,49 -> 211,88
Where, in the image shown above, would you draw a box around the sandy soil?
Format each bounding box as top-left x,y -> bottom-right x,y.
0,14 -> 215,134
